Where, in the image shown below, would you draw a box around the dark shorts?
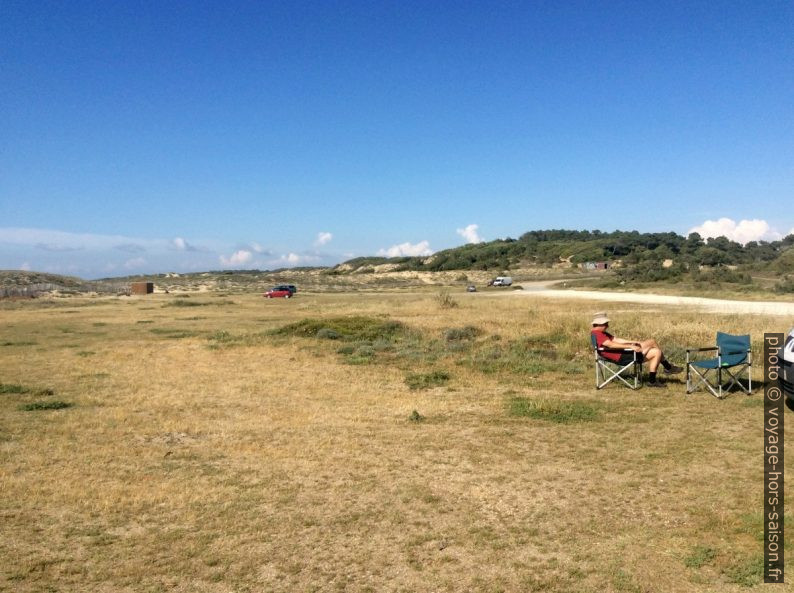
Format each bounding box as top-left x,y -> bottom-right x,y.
617,351 -> 644,365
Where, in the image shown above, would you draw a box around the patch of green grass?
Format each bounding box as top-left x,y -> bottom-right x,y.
19,400 -> 73,411
508,396 -> 600,423
684,545 -> 717,569
136,320 -> 154,324
77,351 -> 95,357
206,330 -> 267,349
274,316 -> 409,343
0,383 -> 27,394
163,299 -> 209,308
723,554 -> 764,587
1,340 -> 38,346
1,383 -> 55,396
460,336 -> 584,377
405,370 -> 451,390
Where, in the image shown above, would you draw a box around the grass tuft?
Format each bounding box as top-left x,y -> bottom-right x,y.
435,291 -> 459,309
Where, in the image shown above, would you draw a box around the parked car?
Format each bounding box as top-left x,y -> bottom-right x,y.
783,329 -> 794,410
466,285 -> 477,292
492,276 -> 513,286
264,286 -> 293,298
273,284 -> 297,294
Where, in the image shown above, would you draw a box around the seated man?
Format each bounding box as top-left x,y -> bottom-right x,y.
591,312 -> 683,387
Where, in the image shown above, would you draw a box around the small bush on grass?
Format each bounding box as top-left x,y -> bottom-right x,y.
20,400 -> 73,411
317,328 -> 341,340
436,291 -> 459,309
409,410 -> 425,422
444,325 -> 481,342
405,371 -> 451,390
508,396 -> 599,423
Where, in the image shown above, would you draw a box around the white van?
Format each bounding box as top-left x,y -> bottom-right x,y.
783,329 -> 793,409
492,276 -> 513,286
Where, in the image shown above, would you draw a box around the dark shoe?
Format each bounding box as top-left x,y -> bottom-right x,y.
645,381 -> 665,388
663,364 -> 683,375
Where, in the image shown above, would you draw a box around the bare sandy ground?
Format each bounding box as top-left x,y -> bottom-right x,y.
514,282 -> 794,316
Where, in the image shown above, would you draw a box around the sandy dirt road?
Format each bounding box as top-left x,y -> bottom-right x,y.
513,282 -> 794,317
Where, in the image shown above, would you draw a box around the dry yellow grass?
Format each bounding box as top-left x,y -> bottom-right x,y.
0,289 -> 789,592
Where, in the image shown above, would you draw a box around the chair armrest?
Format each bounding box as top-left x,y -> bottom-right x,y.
597,347 -> 636,353
686,347 -> 718,353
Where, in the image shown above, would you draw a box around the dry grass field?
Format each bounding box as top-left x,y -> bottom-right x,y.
1,287 -> 790,592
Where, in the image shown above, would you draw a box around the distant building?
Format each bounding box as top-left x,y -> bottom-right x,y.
131,282 -> 154,295
582,262 -> 609,270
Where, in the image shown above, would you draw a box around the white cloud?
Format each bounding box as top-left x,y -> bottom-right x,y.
688,218 -> 782,245
377,240 -> 433,257
315,232 -> 333,246
250,242 -> 265,253
172,237 -> 200,252
20,262 -> 31,271
456,224 -> 483,244
219,250 -> 253,266
273,253 -> 321,266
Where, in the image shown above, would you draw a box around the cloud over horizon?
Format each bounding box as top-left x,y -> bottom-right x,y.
219,250 -> 253,266
377,240 -> 433,257
456,224 -> 483,244
688,218 -> 783,245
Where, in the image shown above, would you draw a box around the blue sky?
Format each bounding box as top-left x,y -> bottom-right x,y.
1,1 -> 792,279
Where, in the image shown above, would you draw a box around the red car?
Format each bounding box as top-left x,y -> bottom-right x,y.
264,287 -> 293,298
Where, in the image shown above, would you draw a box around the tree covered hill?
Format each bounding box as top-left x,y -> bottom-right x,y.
334,229 -> 794,274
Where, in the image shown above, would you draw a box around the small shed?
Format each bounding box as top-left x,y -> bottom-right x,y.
131,282 -> 154,295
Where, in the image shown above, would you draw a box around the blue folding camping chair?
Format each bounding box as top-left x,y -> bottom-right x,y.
686,332 -> 752,398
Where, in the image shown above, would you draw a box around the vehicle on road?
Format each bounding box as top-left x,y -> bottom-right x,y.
491,276 -> 513,286
466,285 -> 477,292
265,286 -> 293,298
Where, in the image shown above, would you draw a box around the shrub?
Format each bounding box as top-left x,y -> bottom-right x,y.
409,410 -> 425,422
316,328 -> 341,340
